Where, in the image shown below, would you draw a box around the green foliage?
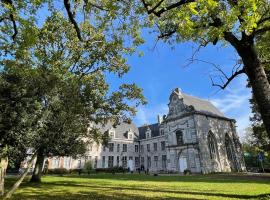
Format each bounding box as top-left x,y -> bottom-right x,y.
47,168 -> 69,175
83,161 -> 93,174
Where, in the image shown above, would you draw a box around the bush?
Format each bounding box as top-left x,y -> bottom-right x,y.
95,166 -> 128,174
48,168 -> 69,174
184,169 -> 191,175
84,161 -> 93,174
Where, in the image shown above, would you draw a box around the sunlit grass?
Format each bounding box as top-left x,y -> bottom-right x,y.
5,173 -> 270,200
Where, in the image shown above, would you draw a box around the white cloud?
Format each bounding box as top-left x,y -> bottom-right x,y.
209,77 -> 252,138
134,104 -> 168,126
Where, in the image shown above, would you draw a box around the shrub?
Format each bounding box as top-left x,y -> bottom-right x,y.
84,161 -> 93,174
48,168 -> 69,174
184,169 -> 191,175
95,166 -> 128,173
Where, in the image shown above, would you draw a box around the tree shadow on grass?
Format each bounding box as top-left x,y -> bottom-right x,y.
56,173 -> 270,184
10,180 -> 270,200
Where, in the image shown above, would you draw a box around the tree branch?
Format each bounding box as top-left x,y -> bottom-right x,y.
254,26 -> 270,36
141,0 -> 195,17
1,0 -> 17,41
210,66 -> 246,90
64,0 -> 83,41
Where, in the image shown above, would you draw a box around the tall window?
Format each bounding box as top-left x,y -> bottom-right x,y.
176,130 -> 184,145
141,157 -> 144,166
117,144 -> 120,152
147,156 -> 151,168
94,156 -> 98,168
108,143 -> 114,152
123,144 -> 127,152
109,131 -> 114,139
140,145 -> 144,153
153,143 -> 157,151
102,156 -> 106,168
225,133 -> 236,170
108,156 -> 114,168
135,145 -> 139,152
162,155 -> 167,169
208,131 -> 218,159
103,145 -> 106,152
154,156 -> 158,167
147,144 -> 150,152
122,156 -> 127,168
116,156 -> 120,166
161,141 -> 166,151
135,157 -> 140,168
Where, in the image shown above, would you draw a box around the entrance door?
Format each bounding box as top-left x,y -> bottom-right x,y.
179,157 -> 187,172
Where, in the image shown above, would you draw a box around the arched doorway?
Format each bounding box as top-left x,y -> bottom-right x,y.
225,133 -> 237,171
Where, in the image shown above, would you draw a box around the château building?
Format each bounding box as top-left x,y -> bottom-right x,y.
47,88 -> 246,173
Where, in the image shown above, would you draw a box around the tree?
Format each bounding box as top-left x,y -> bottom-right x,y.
249,30 -> 270,153
0,1 -> 146,196
140,0 -> 270,138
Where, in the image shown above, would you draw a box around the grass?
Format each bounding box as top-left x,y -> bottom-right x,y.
4,173 -> 270,200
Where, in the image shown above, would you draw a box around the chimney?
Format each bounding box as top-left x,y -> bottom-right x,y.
157,115 -> 163,124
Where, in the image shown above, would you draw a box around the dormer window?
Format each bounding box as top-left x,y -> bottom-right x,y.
109,131 -> 114,139
146,132 -> 151,139
128,132 -> 133,140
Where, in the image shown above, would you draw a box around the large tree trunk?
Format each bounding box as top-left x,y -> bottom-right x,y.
4,153 -> 36,199
0,157 -> 8,196
30,150 -> 44,183
238,42 -> 270,138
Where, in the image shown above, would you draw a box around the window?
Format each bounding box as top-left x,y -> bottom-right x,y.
103,145 -> 106,152
77,159 -> 82,169
141,157 -> 144,166
147,144 -> 150,152
123,144 -> 127,152
208,131 -> 218,159
102,156 -> 106,168
162,155 -> 167,169
88,145 -> 92,151
154,143 -> 157,151
225,133 -> 236,170
129,156 -> 133,161
108,143 -> 114,152
53,158 -> 60,168
108,156 -> 114,168
128,133 -> 133,139
147,132 -> 151,139
117,144 -> 120,152
64,157 -> 70,169
135,157 -> 140,168
154,156 -> 158,167
176,130 -> 184,145
109,131 -> 114,139
140,145 -> 144,153
135,145 -> 139,152
122,156 -> 127,168
94,156 -> 98,168
161,141 -> 166,151
147,156 -> 151,168
160,129 -> 164,135
116,156 -> 120,166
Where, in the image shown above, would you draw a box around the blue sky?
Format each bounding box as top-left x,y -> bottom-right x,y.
108,32 -> 252,139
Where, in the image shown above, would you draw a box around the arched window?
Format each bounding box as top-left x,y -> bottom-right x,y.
176,130 -> 184,145
225,133 -> 236,170
207,131 -> 218,159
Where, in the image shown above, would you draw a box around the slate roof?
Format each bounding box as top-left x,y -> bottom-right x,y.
95,121 -> 139,140
138,123 -> 160,140
181,93 -> 225,117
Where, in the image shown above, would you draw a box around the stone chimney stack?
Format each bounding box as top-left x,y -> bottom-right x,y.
157,115 -> 163,124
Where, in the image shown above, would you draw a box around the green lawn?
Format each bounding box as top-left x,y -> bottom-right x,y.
4,173 -> 270,200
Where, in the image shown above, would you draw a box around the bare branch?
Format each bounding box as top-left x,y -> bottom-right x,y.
141,0 -> 195,17
64,0 -> 83,41
210,67 -> 245,89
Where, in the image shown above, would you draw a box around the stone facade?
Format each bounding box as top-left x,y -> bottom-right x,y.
47,88 -> 246,174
